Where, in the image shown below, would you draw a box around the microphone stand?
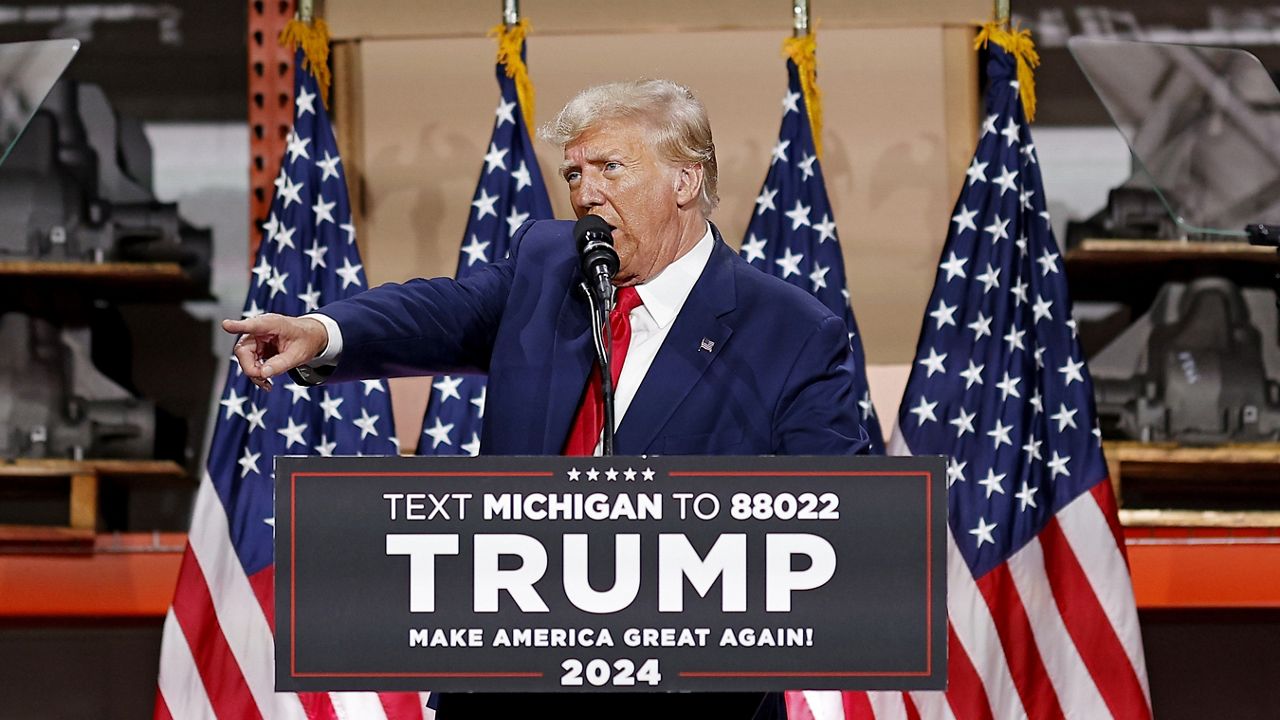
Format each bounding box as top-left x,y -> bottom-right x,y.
579,281 -> 616,456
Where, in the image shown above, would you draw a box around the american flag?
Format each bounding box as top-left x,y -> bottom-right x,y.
154,48 -> 433,719
417,37 -> 553,457
740,56 -> 884,454
789,33 -> 1152,720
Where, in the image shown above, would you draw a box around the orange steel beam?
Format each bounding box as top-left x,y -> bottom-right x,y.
247,0 -> 297,263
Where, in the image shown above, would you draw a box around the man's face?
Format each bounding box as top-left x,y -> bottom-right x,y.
561,121 -> 687,286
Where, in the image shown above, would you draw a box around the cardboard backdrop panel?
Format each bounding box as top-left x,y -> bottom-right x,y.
334,24 -> 977,449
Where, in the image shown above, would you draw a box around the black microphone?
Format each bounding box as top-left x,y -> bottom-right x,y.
574,215 -> 618,309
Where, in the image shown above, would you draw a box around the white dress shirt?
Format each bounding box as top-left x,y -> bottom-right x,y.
308,223 -> 716,456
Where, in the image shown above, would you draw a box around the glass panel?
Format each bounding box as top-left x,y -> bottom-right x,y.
1068,37 -> 1280,239
0,39 -> 80,169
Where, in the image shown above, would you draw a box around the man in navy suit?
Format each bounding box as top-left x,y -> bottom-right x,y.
224,79 -> 868,717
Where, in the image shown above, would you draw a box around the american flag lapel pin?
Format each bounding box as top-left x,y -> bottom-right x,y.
699,337 -> 715,353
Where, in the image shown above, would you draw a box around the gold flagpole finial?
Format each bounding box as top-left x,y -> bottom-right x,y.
792,0 -> 809,38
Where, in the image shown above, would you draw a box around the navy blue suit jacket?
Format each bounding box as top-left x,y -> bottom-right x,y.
319,220 -> 869,456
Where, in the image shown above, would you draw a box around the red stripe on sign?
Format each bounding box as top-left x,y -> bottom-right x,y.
298,693 -> 339,720
153,688 -> 173,720
380,691 -> 428,720
1040,517 -> 1153,719
841,691 -> 876,719
943,624 -> 996,720
975,564 -> 1067,720
1089,481 -> 1130,564
171,550 -> 265,720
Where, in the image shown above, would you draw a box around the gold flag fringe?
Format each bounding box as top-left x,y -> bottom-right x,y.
280,17 -> 332,108
975,22 -> 1040,122
783,32 -> 823,158
490,19 -> 536,130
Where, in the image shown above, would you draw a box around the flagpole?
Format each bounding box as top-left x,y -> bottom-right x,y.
995,0 -> 1009,26
792,0 -> 809,37
503,0 -> 519,28
299,0 -> 313,23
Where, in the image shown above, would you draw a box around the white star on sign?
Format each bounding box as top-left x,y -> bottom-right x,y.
483,142 -> 508,174
277,417 -> 308,449
1059,357 -> 1085,386
605,468 -> 618,481
755,186 -> 778,215
642,467 -> 656,481
951,205 -> 978,235
1015,482 -> 1039,511
770,139 -> 791,164
741,234 -> 767,263
434,375 -> 463,402
978,468 -> 1007,498
319,391 -> 343,422
567,468 -> 581,481
993,165 -> 1019,196
295,86 -> 316,116
461,235 -> 489,266
220,388 -> 247,419
784,199 -> 811,230
421,416 -> 452,448
511,160 -> 533,192
987,418 -> 1013,449
910,396 -> 938,426
970,517 -> 998,547
1051,403 -> 1079,432
929,299 -> 957,329
774,247 -> 803,278
946,457 -> 968,487
238,447 -> 261,478
960,360 -> 985,389
472,188 -> 499,220
586,468 -> 599,482
939,251 -> 967,281
966,157 -> 988,185
812,214 -> 837,243
624,467 -> 637,481
950,407 -> 977,437
316,151 -> 341,182
354,408 -> 380,440
918,347 -> 947,377
336,258 -> 364,289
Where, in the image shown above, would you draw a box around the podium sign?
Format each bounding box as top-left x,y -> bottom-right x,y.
276,455 -> 946,693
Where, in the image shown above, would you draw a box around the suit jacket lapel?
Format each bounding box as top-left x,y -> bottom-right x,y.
616,231 -> 737,453
542,282 -> 595,454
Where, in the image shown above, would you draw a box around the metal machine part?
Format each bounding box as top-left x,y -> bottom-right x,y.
0,79 -> 210,290
0,312 -> 155,460
1092,278 -> 1280,443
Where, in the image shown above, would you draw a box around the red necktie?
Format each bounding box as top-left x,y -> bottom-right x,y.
562,286 -> 645,455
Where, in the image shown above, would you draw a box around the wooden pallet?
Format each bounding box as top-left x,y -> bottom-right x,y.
0,459 -> 186,552
1106,441 -> 1280,527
